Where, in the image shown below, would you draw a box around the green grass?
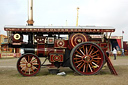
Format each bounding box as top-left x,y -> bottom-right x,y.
0,56 -> 128,85
110,55 -> 128,59
0,57 -> 18,60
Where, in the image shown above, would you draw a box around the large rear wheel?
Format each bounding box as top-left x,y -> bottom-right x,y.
70,42 -> 105,75
17,53 -> 41,76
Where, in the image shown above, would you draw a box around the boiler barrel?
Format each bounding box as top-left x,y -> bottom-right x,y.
24,47 -> 65,57
24,48 -> 35,54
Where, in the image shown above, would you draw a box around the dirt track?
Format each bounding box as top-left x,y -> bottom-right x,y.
0,56 -> 128,85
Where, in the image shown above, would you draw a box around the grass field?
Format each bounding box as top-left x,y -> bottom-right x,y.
0,56 -> 128,85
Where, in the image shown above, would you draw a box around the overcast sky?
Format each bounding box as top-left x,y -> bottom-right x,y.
0,0 -> 128,40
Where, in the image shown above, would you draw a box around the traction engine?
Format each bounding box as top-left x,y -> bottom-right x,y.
4,26 -> 117,76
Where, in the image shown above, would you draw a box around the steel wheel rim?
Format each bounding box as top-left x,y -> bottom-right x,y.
17,54 -> 41,76
71,42 -> 105,75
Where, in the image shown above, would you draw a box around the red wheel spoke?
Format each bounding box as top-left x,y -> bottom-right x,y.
24,57 -> 28,63
88,45 -> 92,54
79,62 -> 85,70
31,67 -> 34,73
25,67 -> 28,74
33,66 -> 38,70
83,64 -> 86,72
86,46 -> 88,55
20,64 -> 26,67
76,50 -> 82,55
91,50 -> 99,56
89,48 -> 94,55
74,60 -> 83,63
32,63 -> 39,66
29,68 -> 31,75
80,49 -> 86,56
21,66 -> 26,71
90,62 -> 95,70
92,62 -> 99,67
31,59 -> 37,63
30,56 -> 34,62
20,61 -> 27,64
77,62 -> 82,67
82,45 -> 85,54
92,59 -> 99,63
91,54 -> 99,58
23,58 -> 28,63
93,58 -> 101,60
86,63 -> 89,72
88,64 -> 93,72
28,56 -> 30,63
74,58 -> 82,60
75,54 -> 83,58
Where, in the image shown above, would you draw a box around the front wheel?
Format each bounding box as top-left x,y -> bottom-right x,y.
70,42 -> 105,75
17,53 -> 41,76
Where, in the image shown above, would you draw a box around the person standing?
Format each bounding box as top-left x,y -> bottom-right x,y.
121,48 -> 125,56
112,48 -> 117,60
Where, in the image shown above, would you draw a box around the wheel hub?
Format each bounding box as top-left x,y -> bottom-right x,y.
83,55 -> 92,62
86,57 -> 90,61
27,63 -> 32,68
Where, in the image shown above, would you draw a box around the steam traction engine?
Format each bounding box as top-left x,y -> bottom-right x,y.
4,26 -> 117,76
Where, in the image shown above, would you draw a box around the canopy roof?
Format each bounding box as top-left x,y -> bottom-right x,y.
4,25 -> 115,33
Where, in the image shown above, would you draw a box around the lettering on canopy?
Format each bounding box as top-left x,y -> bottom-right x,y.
4,28 -> 115,33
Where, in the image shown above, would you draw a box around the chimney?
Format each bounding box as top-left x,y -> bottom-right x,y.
27,0 -> 34,26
